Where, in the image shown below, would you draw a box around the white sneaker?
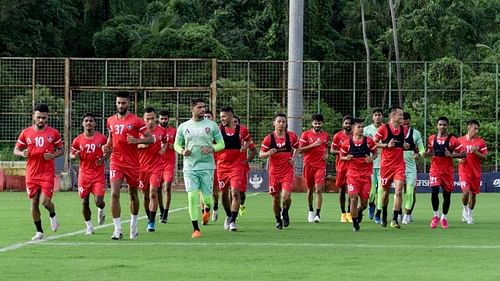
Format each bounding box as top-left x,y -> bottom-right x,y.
31,232 -> 43,241
467,215 -> 474,225
212,210 -> 219,222
462,207 -> 468,223
308,211 -> 315,223
229,222 -> 237,231
313,215 -> 320,223
111,231 -> 123,240
224,217 -> 231,230
97,209 -> 105,225
50,216 -> 59,232
398,214 -> 403,223
84,227 -> 94,235
130,223 -> 138,240
402,214 -> 409,225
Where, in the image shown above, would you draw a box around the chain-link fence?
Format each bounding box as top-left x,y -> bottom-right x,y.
1,58 -> 498,176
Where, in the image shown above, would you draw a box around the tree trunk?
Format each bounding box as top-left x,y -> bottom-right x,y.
388,0 -> 402,106
360,0 -> 371,109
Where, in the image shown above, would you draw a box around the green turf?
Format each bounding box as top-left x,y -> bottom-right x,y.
1,191 -> 500,281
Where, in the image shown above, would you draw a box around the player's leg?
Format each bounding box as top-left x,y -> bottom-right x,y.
110,169 -> 124,239
467,176 -> 480,224
374,169 -> 383,223
200,170 -> 214,226
229,186 -> 241,231
147,185 -> 159,232
272,189 -> 283,229
221,182 -> 232,230
157,187 -> 164,219
430,186 -> 440,229
39,181 -> 58,233
82,192 -> 93,235
391,179 -> 404,228
125,168 -> 141,239
380,179 -> 390,228
142,184 -> 150,221
281,183 -> 293,228
313,167 -> 325,223
368,170 -> 377,220
212,172 -> 219,222
30,187 -> 44,240
403,175 -> 416,224
349,191 -> 360,232
239,167 -> 249,216
94,193 -> 106,225
184,171 -> 202,238
460,179 -> 470,223
339,186 -> 348,222
160,180 -> 173,223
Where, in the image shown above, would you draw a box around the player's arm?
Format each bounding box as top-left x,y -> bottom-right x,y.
299,139 -> 322,153
129,130 -> 154,145
13,146 -> 28,158
448,139 -> 466,158
70,140 -> 79,160
205,125 -> 224,154
339,148 -> 353,161
45,146 -> 64,160
173,129 -> 190,156
423,136 -> 433,157
259,136 -> 275,159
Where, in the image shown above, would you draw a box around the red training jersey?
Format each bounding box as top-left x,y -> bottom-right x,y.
71,132 -> 108,180
139,126 -> 167,172
427,135 -> 463,174
340,136 -> 377,177
300,129 -> 329,168
161,125 -> 177,167
16,125 -> 63,182
458,135 -> 487,178
260,131 -> 299,178
106,113 -> 148,169
217,125 -> 251,170
331,131 -> 350,170
374,124 -> 408,168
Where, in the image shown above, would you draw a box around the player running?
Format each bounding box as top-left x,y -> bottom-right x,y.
458,119 -> 488,224
424,117 -> 465,229
340,118 -> 378,231
259,113 -> 299,230
363,108 -> 384,223
103,92 -> 154,240
203,110 -> 220,223
14,104 -> 64,240
174,98 -> 224,238
331,115 -> 353,223
158,109 -> 177,223
298,113 -> 329,223
70,112 -> 109,235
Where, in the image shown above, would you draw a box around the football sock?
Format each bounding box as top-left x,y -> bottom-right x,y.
442,191 -> 451,215
431,187 -> 440,212
34,220 -> 43,233
230,211 -> 238,223
192,220 -> 200,231
188,191 -> 200,221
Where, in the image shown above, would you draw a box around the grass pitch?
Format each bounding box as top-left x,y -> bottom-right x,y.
1,191 -> 500,281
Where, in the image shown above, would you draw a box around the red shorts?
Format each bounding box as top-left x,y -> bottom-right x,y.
269,172 -> 294,195
162,161 -> 175,184
347,176 -> 371,200
217,168 -> 243,192
78,177 -> 106,198
380,166 -> 405,190
139,169 -> 162,192
109,164 -> 140,189
26,180 -> 54,199
335,167 -> 348,187
429,172 -> 454,193
240,166 -> 250,193
459,174 -> 480,195
303,163 -> 326,188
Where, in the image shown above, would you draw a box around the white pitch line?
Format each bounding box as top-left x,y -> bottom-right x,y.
0,192 -> 261,254
0,206 -> 187,254
37,241 -> 500,250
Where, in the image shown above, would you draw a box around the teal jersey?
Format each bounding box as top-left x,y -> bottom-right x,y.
364,123 -> 382,168
175,118 -> 224,171
404,127 -> 425,173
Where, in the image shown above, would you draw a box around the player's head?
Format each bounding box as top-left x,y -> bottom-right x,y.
311,113 -> 324,132
342,115 -> 352,132
159,109 -> 170,128
402,112 -> 411,126
371,108 -> 383,125
436,116 -> 449,134
115,92 -> 130,115
467,119 -> 480,137
273,113 -> 287,132
33,104 -> 49,129
219,106 -> 234,127
388,106 -> 403,124
233,115 -> 241,125
190,98 -> 206,120
82,112 -> 96,131
352,118 -> 365,136
143,107 -> 157,128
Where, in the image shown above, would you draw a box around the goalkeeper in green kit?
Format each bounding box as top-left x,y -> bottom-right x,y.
174,98 -> 225,238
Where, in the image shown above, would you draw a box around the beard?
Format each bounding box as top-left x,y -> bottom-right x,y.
160,122 -> 168,128
344,127 -> 352,132
313,127 -> 322,132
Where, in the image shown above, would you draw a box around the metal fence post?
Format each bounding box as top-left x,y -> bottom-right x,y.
460,62 -> 463,134
317,61 -> 321,113
210,59 -> 217,115
388,62 -> 392,107
424,62 -> 428,172
64,58 -> 70,173
247,61 -> 251,126
353,62 -> 356,117
31,58 -> 35,108
496,63 -> 499,171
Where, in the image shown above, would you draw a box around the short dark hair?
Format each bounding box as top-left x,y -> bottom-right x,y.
220,106 -> 234,114
467,119 -> 480,127
372,108 -> 383,114
342,115 -> 353,123
190,98 -> 206,108
82,112 -> 95,120
144,106 -> 156,114
403,112 -> 411,120
159,109 -> 170,117
352,118 -> 365,125
234,115 -> 241,124
437,116 -> 449,124
312,113 -> 324,122
34,104 -> 49,113
274,112 -> 287,121
388,106 -> 402,113
116,92 -> 130,99
204,110 -> 213,116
